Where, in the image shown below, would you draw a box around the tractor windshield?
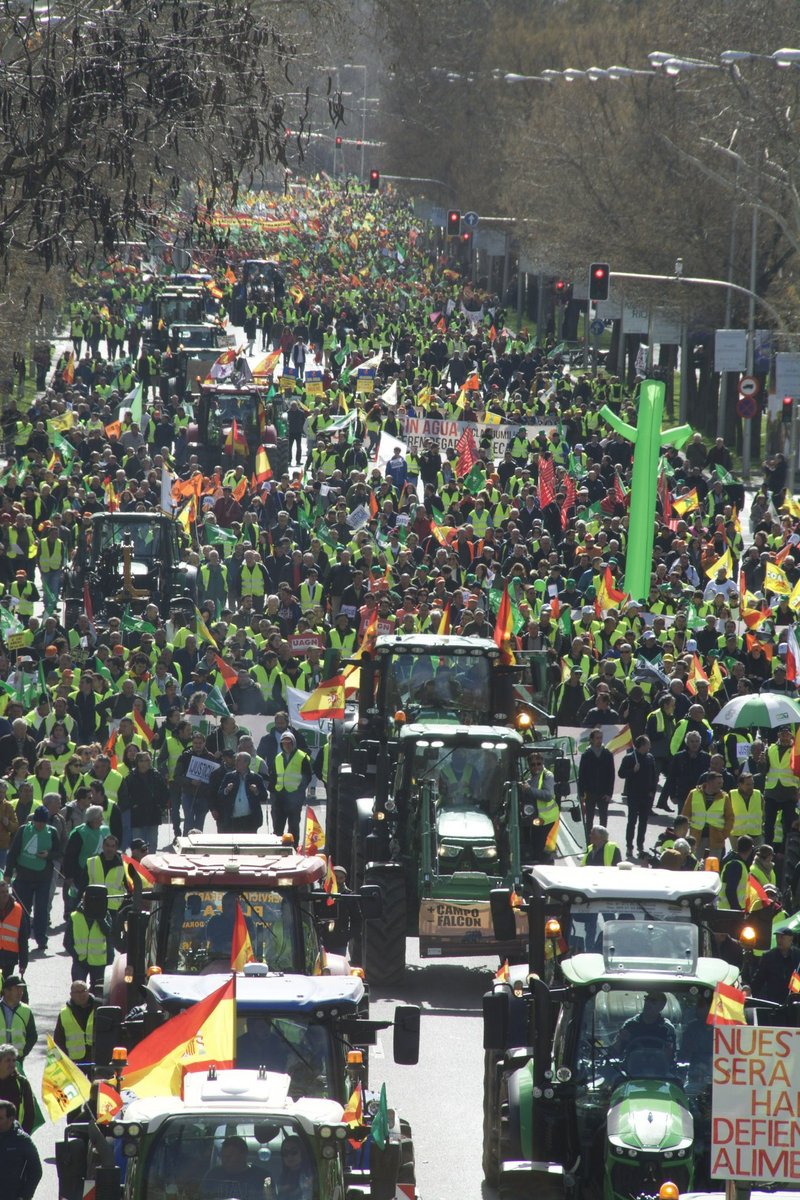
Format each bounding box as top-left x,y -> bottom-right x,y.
556,984 -> 715,1106
151,887 -> 313,975
408,740 -> 511,816
383,651 -> 493,722
237,1014 -> 335,1099
138,1115 -> 319,1200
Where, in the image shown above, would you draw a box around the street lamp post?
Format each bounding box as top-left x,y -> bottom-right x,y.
344,63 -> 367,181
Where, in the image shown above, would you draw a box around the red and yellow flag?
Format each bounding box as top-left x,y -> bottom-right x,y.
342,1082 -> 363,1126
790,969 -> 800,995
62,352 -> 75,384
493,583 -> 515,665
495,959 -> 510,983
686,652 -> 708,696
96,1081 -> 123,1124
253,446 -> 273,484
224,418 -> 248,458
300,675 -> 346,722
231,476 -> 248,503
544,815 -> 560,853
123,976 -> 235,1097
302,806 -> 325,856
745,873 -> 771,913
132,709 -> 154,744
706,981 -> 746,1026
437,602 -> 451,636
122,853 -> 155,885
323,856 -> 339,905
231,900 -> 255,972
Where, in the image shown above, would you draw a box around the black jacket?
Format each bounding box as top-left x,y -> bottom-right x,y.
618,749 -> 657,800
578,746 -> 615,798
215,770 -> 268,824
118,768 -> 169,826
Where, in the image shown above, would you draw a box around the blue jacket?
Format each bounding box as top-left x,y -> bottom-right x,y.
0,1121 -> 42,1200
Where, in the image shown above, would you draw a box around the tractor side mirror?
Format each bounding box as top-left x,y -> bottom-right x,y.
392,1004 -> 420,1065
93,1006 -> 124,1068
358,883 -> 383,921
490,887 -> 517,943
483,990 -> 510,1050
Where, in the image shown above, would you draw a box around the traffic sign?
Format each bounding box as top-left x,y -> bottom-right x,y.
738,375 -> 761,398
590,319 -> 605,337
462,211 -> 479,228
736,393 -> 758,420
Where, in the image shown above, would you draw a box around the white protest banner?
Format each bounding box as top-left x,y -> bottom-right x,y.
346,504 -> 370,530
288,634 -> 325,655
185,755 -> 217,785
711,1025 -> 800,1183
400,416 -> 554,457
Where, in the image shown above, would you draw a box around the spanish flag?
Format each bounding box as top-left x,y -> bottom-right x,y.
596,566 -> 626,614
706,981 -> 746,1026
493,583 -> 516,665
495,959 -> 510,983
122,853 -> 155,886
302,806 -> 325,855
132,709 -> 154,744
745,873 -> 771,913
61,352 -> 75,385
223,418 -> 248,458
123,975 -> 235,1097
299,675 -> 346,722
95,1081 -> 123,1124
790,969 -> 800,995
323,856 -> 339,904
342,1082 -> 364,1126
437,602 -> 451,635
686,652 -> 708,696
253,445 -> 273,485
231,901 -> 254,972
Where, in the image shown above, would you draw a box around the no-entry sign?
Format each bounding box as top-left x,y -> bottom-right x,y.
712,1025 -> 800,1183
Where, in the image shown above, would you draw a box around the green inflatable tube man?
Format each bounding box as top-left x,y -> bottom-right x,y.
599,379 -> 693,602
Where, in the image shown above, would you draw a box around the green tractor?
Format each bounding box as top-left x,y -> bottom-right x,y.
482,918 -> 739,1200
327,633 -> 555,879
354,723 -> 585,985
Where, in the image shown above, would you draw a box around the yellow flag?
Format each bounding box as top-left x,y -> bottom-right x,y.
789,577 -> 800,612
41,1035 -> 91,1121
48,411 -> 76,434
708,659 -> 725,696
765,561 -> 791,596
483,411 -> 502,425
704,548 -> 733,579
194,605 -> 217,647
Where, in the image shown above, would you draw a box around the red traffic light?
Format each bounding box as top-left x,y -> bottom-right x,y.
369,168 -> 380,191
335,135 -> 343,147
447,209 -> 461,235
782,396 -> 794,425
554,279 -> 566,292
589,262 -> 610,301
461,231 -> 471,243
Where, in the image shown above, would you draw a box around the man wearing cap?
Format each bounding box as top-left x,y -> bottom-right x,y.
4,807 -> 59,951
8,571 -> 37,620
269,733 -> 312,845
751,929 -> 800,1005
0,976 -> 36,1061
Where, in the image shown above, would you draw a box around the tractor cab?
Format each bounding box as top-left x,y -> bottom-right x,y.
109,847 -> 380,1007
193,381 -> 275,471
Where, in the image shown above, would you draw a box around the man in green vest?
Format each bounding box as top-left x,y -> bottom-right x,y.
62,806 -> 110,906
4,806 -> 59,951
269,732 -> 312,846
65,884 -> 112,994
0,975 -> 36,1061
53,980 -> 96,1068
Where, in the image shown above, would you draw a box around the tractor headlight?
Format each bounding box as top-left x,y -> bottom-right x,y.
523,804 -> 535,817
384,798 -> 397,813
321,1144 -> 337,1159
437,843 -> 460,858
473,845 -> 498,860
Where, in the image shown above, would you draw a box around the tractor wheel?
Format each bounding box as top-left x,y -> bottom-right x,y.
334,773 -> 367,877
363,865 -> 407,988
482,1051 -> 501,1186
265,439 -> 290,481
398,1119 -> 416,1185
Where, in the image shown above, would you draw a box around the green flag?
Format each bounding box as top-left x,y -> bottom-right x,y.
120,612 -> 156,636
127,382 -> 144,426
462,465 -> 485,496
370,1083 -> 389,1150
206,524 -> 237,545
204,684 -> 230,718
51,431 -> 75,465
714,463 -> 735,486
559,607 -> 573,639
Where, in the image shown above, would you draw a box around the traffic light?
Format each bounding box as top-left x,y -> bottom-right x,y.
369,168 -> 380,191
461,230 -> 472,245
335,135 -> 343,148
782,396 -> 794,425
554,279 -> 567,300
447,209 -> 461,236
589,262 -> 610,301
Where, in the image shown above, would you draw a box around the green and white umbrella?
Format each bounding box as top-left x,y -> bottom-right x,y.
714,694 -> 800,730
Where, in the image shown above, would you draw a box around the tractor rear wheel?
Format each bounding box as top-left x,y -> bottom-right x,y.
364,865 -> 407,987
482,1051 -> 501,1186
